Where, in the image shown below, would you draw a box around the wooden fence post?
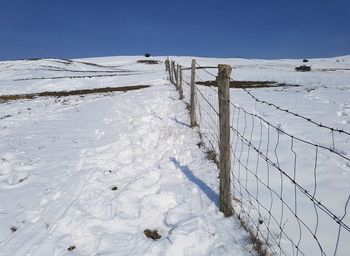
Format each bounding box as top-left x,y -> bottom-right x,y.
165,58 -> 169,72
178,65 -> 184,100
176,64 -> 180,90
164,59 -> 169,71
170,61 -> 173,83
169,60 -> 174,84
217,64 -> 233,217
190,59 -> 197,127
170,60 -> 175,84
173,61 -> 178,85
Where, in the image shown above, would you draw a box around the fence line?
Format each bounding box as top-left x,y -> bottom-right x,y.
240,88 -> 350,137
166,58 -> 350,256
194,62 -> 350,137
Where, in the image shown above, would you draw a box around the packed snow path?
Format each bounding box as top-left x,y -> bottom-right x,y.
0,84 -> 253,255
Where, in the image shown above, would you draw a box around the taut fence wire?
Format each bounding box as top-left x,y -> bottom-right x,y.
165,58 -> 350,256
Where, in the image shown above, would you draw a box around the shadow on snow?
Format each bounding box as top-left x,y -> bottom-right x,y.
170,157 -> 219,206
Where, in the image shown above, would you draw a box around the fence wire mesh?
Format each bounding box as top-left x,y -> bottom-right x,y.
169,60 -> 350,256
181,66 -> 220,155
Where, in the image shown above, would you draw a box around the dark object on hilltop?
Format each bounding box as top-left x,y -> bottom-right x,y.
303,59 -> 309,63
145,53 -> 151,57
137,60 -> 161,65
295,65 -> 311,72
144,229 -> 161,240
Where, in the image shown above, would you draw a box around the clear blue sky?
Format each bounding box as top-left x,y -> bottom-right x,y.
1,0 -> 349,60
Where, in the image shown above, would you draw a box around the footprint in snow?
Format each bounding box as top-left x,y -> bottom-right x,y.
337,111 -> 348,117
336,110 -> 350,124
95,129 -> 104,140
5,172 -> 28,186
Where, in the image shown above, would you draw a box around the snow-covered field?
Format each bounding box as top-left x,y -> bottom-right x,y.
0,57 -> 164,95
174,56 -> 350,255
0,57 -> 253,256
0,55 -> 349,255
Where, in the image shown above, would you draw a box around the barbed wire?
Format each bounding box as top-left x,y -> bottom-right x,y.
168,60 -> 350,255
241,88 -> 350,136
194,62 -> 350,162
230,103 -> 350,255
195,61 -> 350,137
181,70 -> 220,158
229,101 -> 350,229
196,63 -> 217,78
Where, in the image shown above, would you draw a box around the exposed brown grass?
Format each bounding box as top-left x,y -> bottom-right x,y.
14,72 -> 134,81
236,214 -> 269,256
0,85 -> 150,103
196,80 -> 299,89
295,65 -> 311,72
315,68 -> 350,72
0,114 -> 12,120
137,60 -> 161,65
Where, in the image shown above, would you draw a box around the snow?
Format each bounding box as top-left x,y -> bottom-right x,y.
175,56 -> 350,255
0,55 -> 350,255
0,57 -> 164,95
0,58 -> 253,256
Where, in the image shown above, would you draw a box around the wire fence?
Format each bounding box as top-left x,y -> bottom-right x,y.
180,64 -> 220,159
166,59 -> 350,256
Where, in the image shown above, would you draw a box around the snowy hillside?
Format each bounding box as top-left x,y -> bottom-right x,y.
0,55 -> 349,256
0,57 -> 253,256
0,57 -> 164,95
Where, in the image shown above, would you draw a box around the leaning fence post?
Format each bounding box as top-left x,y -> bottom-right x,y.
170,61 -> 173,83
178,65 -> 184,100
175,64 -> 180,90
190,59 -> 197,127
169,60 -> 174,84
217,64 -> 233,217
173,61 -> 178,85
165,58 -> 170,72
165,59 -> 171,82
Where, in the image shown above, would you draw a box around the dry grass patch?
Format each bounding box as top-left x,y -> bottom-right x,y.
196,80 -> 299,89
137,60 -> 161,65
0,85 -> 150,103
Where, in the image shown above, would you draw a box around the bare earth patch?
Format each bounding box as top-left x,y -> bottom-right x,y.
67,245 -> 76,251
137,60 -> 161,65
0,85 -> 150,103
144,229 -> 161,240
196,80 -> 300,89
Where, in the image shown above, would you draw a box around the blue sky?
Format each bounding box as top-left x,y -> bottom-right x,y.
0,0 -> 349,60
